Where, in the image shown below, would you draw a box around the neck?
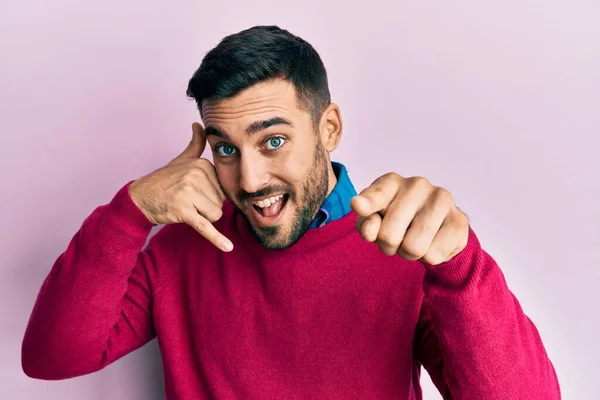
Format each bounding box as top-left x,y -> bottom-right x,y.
326,162 -> 338,197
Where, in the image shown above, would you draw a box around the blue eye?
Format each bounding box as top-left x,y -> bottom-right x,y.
266,137 -> 285,150
216,144 -> 237,157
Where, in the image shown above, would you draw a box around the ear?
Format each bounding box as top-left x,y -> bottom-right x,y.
318,103 -> 343,153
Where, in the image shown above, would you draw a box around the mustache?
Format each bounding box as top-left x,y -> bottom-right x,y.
238,185 -> 295,202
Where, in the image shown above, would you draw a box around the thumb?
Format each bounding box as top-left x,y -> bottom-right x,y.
178,122 -> 206,159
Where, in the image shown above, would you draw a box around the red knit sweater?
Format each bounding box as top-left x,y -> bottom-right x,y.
22,183 -> 560,399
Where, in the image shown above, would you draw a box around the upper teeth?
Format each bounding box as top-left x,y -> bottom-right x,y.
252,194 -> 283,208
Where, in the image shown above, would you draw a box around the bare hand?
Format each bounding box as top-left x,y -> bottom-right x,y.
129,123 -> 233,252
351,173 -> 469,265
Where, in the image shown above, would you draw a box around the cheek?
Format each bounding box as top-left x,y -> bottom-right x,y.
281,138 -> 317,170
271,151 -> 308,185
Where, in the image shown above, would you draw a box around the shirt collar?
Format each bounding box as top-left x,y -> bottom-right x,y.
309,162 -> 357,229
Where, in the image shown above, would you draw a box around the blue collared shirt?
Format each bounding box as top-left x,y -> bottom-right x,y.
309,162 -> 357,229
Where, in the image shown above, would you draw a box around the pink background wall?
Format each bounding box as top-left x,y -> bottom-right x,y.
2,0 -> 598,399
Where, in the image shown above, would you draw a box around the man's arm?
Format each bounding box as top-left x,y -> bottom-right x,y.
350,172 -> 560,398
22,123 -> 229,380
413,229 -> 561,399
21,183 -> 173,380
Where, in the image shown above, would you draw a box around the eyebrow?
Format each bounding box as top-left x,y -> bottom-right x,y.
204,117 -> 294,140
246,117 -> 293,134
204,126 -> 232,140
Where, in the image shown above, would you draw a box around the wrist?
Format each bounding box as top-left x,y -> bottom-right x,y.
126,179 -> 155,225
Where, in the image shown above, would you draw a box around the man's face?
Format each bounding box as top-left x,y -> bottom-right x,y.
202,80 -> 341,249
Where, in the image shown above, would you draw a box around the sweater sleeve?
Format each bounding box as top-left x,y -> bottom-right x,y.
21,182 -> 176,380
413,228 -> 561,399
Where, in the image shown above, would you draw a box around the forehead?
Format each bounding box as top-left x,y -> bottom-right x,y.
201,80 -> 307,128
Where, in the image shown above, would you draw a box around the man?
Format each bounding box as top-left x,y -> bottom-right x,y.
22,25 -> 560,399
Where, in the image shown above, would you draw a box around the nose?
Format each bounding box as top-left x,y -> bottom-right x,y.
239,153 -> 270,195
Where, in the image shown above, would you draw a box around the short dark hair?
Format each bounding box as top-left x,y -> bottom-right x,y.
186,25 -> 331,125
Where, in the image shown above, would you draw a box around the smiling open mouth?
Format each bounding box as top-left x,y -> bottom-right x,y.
251,194 -> 289,218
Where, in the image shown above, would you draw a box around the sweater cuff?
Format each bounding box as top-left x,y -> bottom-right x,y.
93,181 -> 156,245
422,227 -> 484,289
112,181 -> 155,227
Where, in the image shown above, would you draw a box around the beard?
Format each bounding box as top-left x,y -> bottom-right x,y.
235,140 -> 330,250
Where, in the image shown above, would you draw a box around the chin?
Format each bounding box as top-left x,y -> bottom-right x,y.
239,199 -> 309,250
249,223 -> 298,250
